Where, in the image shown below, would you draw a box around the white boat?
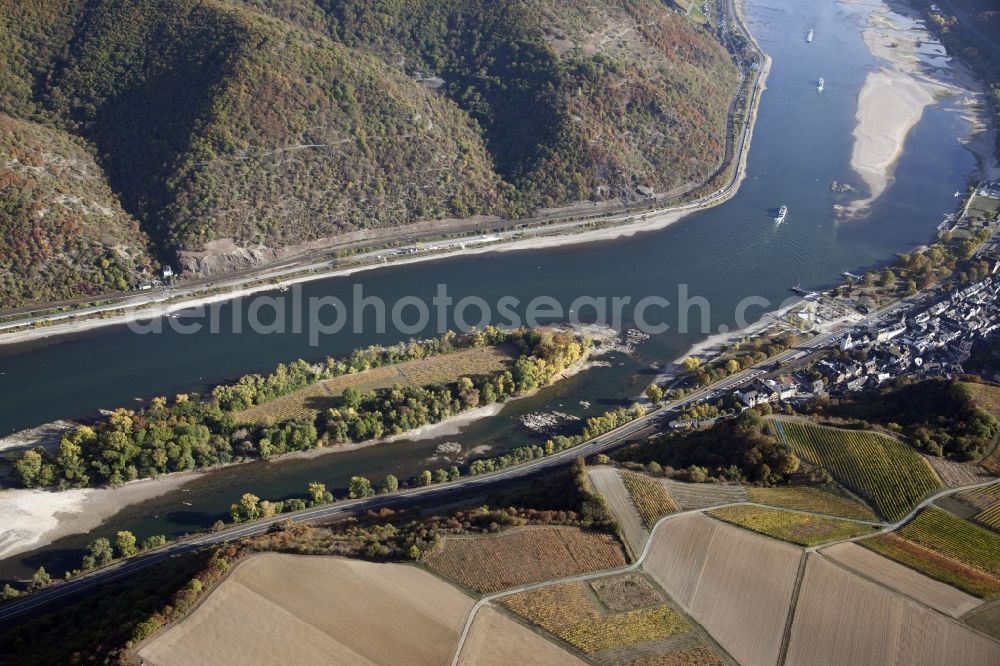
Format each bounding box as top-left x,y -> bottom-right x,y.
817,77 -> 825,92
807,29 -> 814,43
775,205 -> 788,224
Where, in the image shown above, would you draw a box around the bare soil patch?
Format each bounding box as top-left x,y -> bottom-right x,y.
138,553 -> 473,666
785,554 -> 1000,666
457,606 -> 586,666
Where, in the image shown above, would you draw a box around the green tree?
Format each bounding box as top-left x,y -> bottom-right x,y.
231,493 -> 261,523
434,468 -> 449,484
308,481 -> 328,504
880,269 -> 896,288
342,387 -> 362,409
863,272 -> 875,287
645,383 -> 664,402
381,474 -> 399,493
30,566 -> 51,591
725,359 -> 740,375
448,466 -> 461,481
13,449 -> 43,487
115,530 -> 138,558
681,357 -> 701,372
408,544 -> 421,560
82,537 -> 114,570
2,584 -> 19,600
418,470 -> 433,486
906,279 -> 918,295
141,534 -> 167,550
348,476 -> 374,499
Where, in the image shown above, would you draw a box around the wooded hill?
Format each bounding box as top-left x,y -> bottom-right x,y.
0,0 -> 739,306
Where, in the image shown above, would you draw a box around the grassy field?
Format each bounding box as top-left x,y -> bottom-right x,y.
424,527 -> 625,594
616,647 -> 726,665
708,505 -> 876,547
861,508 -> 1000,598
770,419 -> 941,521
501,582 -> 690,654
237,347 -> 511,423
138,554 -> 473,666
966,382 -> 1000,415
621,471 -> 680,528
746,486 -> 877,521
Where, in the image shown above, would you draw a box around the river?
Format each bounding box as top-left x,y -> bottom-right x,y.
0,0 -> 982,579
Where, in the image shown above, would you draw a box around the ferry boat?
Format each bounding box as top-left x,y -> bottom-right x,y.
775,205 -> 788,224
806,28 -> 814,43
817,77 -> 825,92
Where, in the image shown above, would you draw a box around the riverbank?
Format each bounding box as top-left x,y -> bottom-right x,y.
0,16 -> 771,349
0,334 -> 606,563
843,0 -> 994,216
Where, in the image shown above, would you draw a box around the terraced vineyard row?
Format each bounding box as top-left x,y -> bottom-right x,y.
708,505 -> 876,547
746,486 -> 877,521
621,471 -> 679,528
862,507 -> 1000,597
770,419 -> 941,521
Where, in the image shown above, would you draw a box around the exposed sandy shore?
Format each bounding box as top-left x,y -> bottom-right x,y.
842,0 -> 991,217
0,473 -> 194,561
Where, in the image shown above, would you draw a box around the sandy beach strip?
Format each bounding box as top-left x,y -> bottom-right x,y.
847,69 -> 935,216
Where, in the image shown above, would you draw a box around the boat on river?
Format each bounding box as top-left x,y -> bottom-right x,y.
807,28 -> 814,42
775,205 -> 788,224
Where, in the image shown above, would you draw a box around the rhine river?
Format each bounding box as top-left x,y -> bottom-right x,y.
0,0 -> 981,577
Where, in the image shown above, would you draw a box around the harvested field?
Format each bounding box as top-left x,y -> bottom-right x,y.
923,455 -> 994,488
615,647 -> 725,666
501,582 -> 689,653
659,479 -> 746,510
746,485 -> 876,521
457,606 -> 586,666
425,527 -> 626,594
771,418 -> 941,521
589,467 -> 648,557
785,554 -> 1000,666
138,553 -> 473,666
707,505 -> 876,546
590,573 -> 664,612
821,542 -> 981,618
237,346 -> 511,423
621,471 -> 679,528
642,514 -> 801,666
861,508 -> 1000,598
966,602 -> 1000,640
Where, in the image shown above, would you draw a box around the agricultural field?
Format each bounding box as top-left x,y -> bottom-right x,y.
138,554 -> 473,666
861,507 -> 1000,598
746,485 -> 877,521
660,479 -> 747,510
821,543 -> 981,618
966,381 -> 1000,415
621,471 -> 680,528
770,419 -> 941,521
501,582 -> 689,654
975,500 -> 1000,531
952,483 -> 1000,531
588,467 -> 649,557
589,573 -> 664,612
457,607 -> 585,666
707,505 -> 876,547
424,527 -> 625,594
785,555 -> 1000,666
642,514 -> 801,666
237,346 -> 511,423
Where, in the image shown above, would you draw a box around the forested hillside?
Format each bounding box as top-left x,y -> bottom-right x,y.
0,0 -> 740,303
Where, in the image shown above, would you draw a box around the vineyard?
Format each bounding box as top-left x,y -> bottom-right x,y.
746,486 -> 877,521
770,419 -> 941,521
621,471 -> 680,528
660,479 -> 747,510
423,527 -> 625,594
707,505 -> 876,547
956,483 -> 1000,531
501,582 -> 689,654
237,347 -> 511,423
861,508 -> 1000,598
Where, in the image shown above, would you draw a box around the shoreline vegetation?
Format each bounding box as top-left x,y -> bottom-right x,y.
0,327 -> 603,559
0,3 -> 771,348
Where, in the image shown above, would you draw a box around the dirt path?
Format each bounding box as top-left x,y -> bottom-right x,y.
587,466 -> 648,559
